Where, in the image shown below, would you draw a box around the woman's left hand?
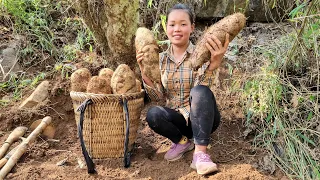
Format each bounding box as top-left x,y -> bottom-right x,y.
206,33 -> 230,71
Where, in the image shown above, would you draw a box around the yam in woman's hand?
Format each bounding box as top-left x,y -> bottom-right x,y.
135,27 -> 161,83
190,13 -> 246,69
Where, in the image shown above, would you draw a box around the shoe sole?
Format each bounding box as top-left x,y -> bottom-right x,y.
190,163 -> 218,175
166,143 -> 195,162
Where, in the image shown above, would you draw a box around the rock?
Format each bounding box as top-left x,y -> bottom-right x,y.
0,40 -> 22,81
259,154 -> 276,174
56,157 -> 68,166
196,0 -> 292,22
19,81 -> 50,109
1,95 -> 10,102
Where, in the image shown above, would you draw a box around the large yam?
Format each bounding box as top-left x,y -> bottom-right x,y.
191,13 -> 246,69
87,76 -> 112,94
70,68 -> 91,92
99,68 -> 113,87
111,64 -> 137,94
135,27 -> 161,83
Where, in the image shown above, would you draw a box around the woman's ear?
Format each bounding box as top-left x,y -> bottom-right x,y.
191,23 -> 195,33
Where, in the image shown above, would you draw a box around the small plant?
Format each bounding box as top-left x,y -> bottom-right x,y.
0,72 -> 46,104
63,45 -> 78,62
54,63 -> 74,79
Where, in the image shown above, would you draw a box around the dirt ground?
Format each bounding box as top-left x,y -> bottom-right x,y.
0,75 -> 286,180
0,23 -> 290,179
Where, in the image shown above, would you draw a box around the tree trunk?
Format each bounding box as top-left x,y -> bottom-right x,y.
77,0 -> 139,69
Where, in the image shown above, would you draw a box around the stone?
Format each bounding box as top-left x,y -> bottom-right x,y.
19,81 -> 50,109
196,0 -> 292,22
0,40 -> 22,81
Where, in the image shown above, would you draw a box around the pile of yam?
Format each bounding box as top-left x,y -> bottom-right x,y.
135,27 -> 161,83
70,65 -> 141,95
190,13 -> 246,69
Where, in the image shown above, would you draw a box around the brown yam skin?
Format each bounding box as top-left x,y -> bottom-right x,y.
135,27 -> 161,83
141,44 -> 160,83
87,76 -> 112,94
70,68 -> 91,92
136,79 -> 142,92
191,13 -> 246,69
98,68 -> 113,87
111,64 -> 137,94
135,27 -> 157,48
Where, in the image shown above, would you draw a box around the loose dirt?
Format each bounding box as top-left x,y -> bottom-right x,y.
0,71 -> 285,180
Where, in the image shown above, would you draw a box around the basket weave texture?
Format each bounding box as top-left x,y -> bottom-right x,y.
70,91 -> 145,158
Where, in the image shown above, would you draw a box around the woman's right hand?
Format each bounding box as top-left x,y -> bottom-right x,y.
136,50 -> 144,74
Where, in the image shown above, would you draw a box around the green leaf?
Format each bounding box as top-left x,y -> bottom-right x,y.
266,112 -> 272,123
147,0 -> 153,8
295,130 -> 315,146
289,3 -> 306,18
246,110 -> 253,124
226,63 -> 233,75
309,95 -> 315,101
160,15 -> 167,33
307,111 -> 313,121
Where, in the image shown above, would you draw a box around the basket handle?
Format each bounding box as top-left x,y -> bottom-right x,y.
121,98 -> 131,168
77,99 -> 96,174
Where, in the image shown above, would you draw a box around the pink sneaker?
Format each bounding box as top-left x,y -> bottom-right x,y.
190,151 -> 218,175
164,140 -> 194,161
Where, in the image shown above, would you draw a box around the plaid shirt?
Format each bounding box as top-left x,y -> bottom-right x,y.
143,42 -> 217,122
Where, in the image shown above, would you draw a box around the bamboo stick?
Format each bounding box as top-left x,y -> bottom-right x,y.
0,146 -> 18,169
0,127 -> 28,159
0,116 -> 52,179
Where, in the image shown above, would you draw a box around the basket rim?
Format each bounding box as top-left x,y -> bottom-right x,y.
70,90 -> 145,101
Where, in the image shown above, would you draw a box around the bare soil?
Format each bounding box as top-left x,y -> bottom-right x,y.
0,71 -> 285,180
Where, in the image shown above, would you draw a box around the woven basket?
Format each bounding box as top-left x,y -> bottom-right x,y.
70,90 -> 144,159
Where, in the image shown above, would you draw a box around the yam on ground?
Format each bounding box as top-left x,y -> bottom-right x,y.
191,13 -> 246,69
70,68 -> 91,92
135,27 -> 161,83
87,76 -> 112,94
111,64 -> 136,94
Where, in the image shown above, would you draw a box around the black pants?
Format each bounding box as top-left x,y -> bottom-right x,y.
146,85 -> 220,146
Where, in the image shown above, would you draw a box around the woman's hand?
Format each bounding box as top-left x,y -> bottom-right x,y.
136,50 -> 145,74
206,33 -> 230,71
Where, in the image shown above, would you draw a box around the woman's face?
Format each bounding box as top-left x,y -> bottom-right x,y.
166,10 -> 194,47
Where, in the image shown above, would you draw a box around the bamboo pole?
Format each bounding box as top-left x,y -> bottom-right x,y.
0,146 -> 18,169
0,116 -> 52,179
0,127 -> 28,159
